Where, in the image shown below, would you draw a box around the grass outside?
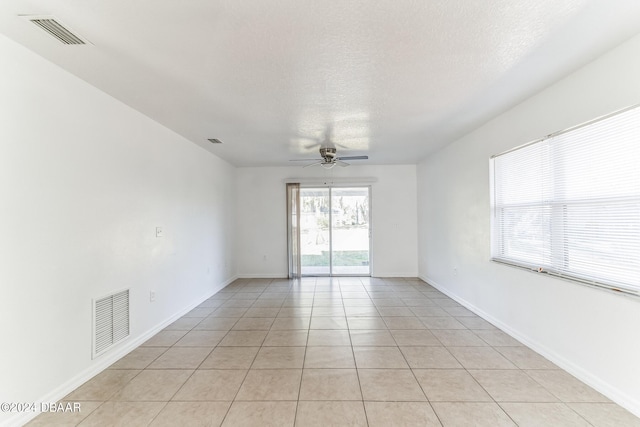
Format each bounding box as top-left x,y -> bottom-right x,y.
302,250 -> 369,267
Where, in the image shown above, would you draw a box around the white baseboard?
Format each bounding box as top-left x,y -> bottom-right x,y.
237,273 -> 288,279
419,274 -> 640,419
372,273 -> 419,278
5,277 -> 236,427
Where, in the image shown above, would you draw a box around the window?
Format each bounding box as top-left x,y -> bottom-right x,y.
490,105 -> 640,296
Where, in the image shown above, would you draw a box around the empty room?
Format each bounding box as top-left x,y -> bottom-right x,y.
1,1 -> 640,426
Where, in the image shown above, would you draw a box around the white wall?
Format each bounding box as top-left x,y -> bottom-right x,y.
0,35 -> 236,426
236,165 -> 418,278
417,33 -> 640,416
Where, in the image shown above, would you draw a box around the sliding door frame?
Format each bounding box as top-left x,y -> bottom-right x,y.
299,184 -> 372,277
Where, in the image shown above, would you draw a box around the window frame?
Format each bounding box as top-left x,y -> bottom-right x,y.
489,105 -> 640,298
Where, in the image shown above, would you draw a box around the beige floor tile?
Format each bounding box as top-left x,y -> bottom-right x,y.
218,331 -> 268,347
270,317 -> 311,330
311,307 -> 345,316
474,330 -> 522,346
457,316 -> 497,330
400,346 -> 462,369
341,293 -> 370,299
25,401 -> 102,427
263,330 -> 308,346
164,317 -> 203,330
344,306 -> 380,316
383,316 -> 426,330
296,401 -> 367,427
283,299 -> 314,308
252,347 -> 306,369
358,369 -> 426,401
77,402 -> 165,427
495,346 -> 558,369
307,330 -> 351,346
221,401 -> 296,427
51,278 -> 640,427
390,330 -> 441,346
299,369 -> 362,400
143,330 -> 188,347
235,369 -> 302,401
252,299 -> 285,308
231,317 -> 274,330
309,316 -> 348,329
353,347 -> 409,368
413,369 -> 492,402
376,307 -> 415,316
277,307 -> 312,317
568,403 -> 640,427
199,346 -> 260,369
173,370 -> 247,401
210,308 -> 248,318
197,299 -> 224,308
420,316 -> 467,330
526,370 -> 610,402
175,330 -> 226,347
243,307 -> 280,317
222,300 -> 254,308
109,347 -> 168,370
148,346 -> 212,369
431,329 -> 488,346
350,330 -> 397,346
501,402 -> 591,426
470,369 -> 558,402
65,370 -> 140,401
111,369 -> 193,401
347,317 -> 387,330
433,299 -> 462,308
447,347 -> 517,369
410,307 -> 450,317
304,346 -> 355,368
149,401 -> 231,427
194,317 -> 239,331
432,402 -> 516,427
372,298 -> 405,307
402,298 -> 438,307
342,299 -> 377,308
365,402 -> 442,427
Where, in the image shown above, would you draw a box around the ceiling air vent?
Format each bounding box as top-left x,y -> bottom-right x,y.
25,16 -> 87,45
208,138 -> 223,144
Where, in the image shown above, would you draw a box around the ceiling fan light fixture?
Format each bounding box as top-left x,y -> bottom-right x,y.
321,162 -> 336,169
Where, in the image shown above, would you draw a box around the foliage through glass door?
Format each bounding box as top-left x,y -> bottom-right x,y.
299,187 -> 370,276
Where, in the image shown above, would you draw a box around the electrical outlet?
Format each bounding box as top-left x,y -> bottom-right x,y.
453,267 -> 458,277
155,227 -> 163,238
150,291 -> 156,302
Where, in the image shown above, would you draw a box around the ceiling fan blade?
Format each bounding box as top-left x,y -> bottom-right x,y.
289,158 -> 323,162
303,161 -> 323,168
336,155 -> 368,160
336,160 -> 350,167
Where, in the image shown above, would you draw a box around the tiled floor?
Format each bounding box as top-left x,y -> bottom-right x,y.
27,277 -> 640,426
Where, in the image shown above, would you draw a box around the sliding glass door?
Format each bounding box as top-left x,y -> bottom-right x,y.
299,187 -> 370,276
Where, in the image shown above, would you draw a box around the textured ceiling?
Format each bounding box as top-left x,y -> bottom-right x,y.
1,1 -> 640,166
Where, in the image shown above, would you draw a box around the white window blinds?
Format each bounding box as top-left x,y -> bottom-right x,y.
490,106 -> 640,296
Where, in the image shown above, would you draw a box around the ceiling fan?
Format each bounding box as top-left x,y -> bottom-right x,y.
290,147 -> 368,169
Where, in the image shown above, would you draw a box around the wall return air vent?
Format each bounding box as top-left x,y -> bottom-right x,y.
23,16 -> 88,45
93,289 -> 130,358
